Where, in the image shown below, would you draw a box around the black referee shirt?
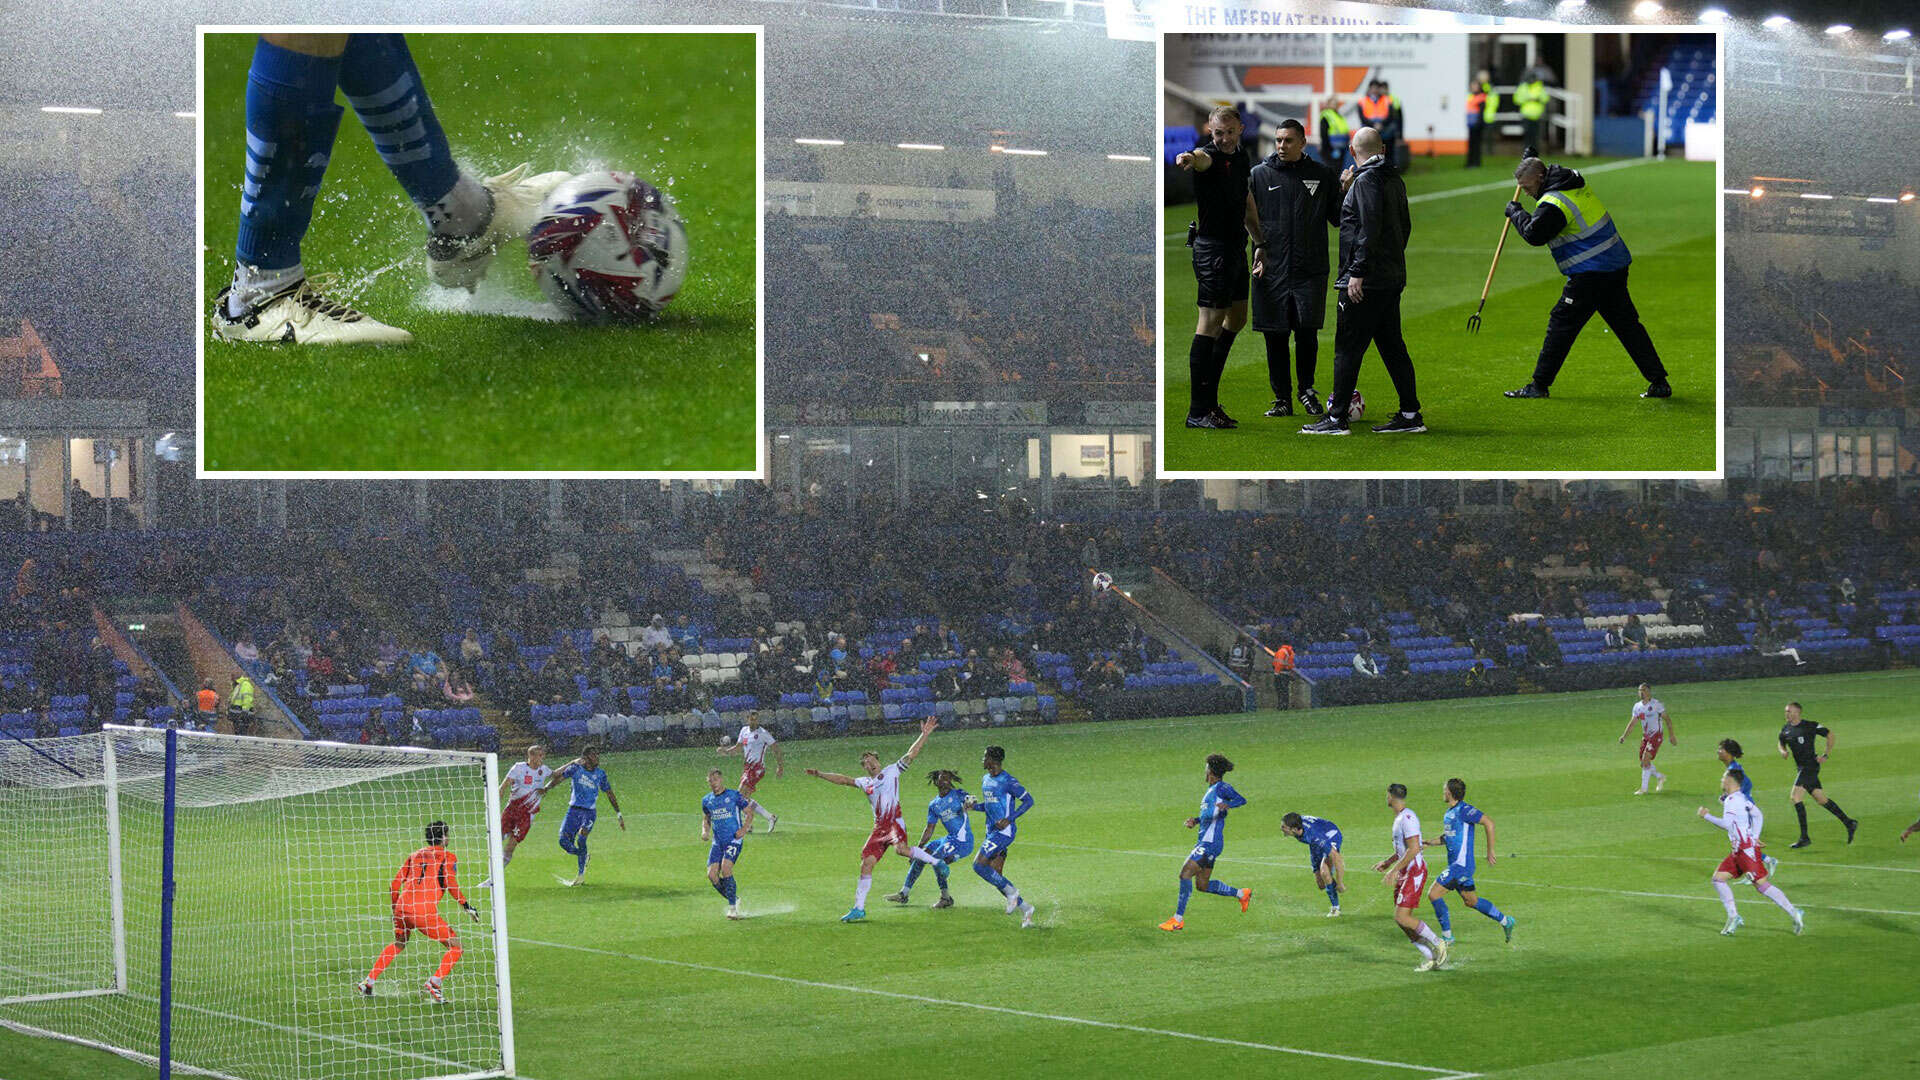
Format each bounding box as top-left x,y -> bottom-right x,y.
1191,140 -> 1254,241
1778,719 -> 1829,769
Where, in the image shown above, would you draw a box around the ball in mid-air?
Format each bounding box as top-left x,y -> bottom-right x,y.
527,170 -> 687,321
1091,571 -> 1114,593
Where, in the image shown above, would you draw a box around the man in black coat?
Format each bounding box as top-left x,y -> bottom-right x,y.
1245,118 -> 1341,418
1302,127 -> 1426,435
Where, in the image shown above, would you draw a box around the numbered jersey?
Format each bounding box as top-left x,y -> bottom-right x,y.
1633,698 -> 1666,736
504,762 -> 553,810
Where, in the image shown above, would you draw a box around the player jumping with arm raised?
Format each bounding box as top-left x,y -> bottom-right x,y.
1160,754 -> 1251,931
1700,771 -> 1803,936
886,769 -> 974,909
1374,783 -> 1451,972
718,710 -> 783,831
806,716 -> 944,923
701,768 -> 756,921
1282,812 -> 1348,916
1618,683 -> 1676,795
359,820 -> 481,1003
549,745 -> 625,887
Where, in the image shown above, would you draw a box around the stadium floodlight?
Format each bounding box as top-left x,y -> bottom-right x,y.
1762,15 -> 1792,29
1106,153 -> 1154,162
173,111 -> 195,119
793,137 -> 845,146
1633,1 -> 1662,18
0,728 -> 515,1080
1750,186 -> 1766,198
1867,196 -> 1899,204
1885,29 -> 1912,42
1902,191 -> 1917,202
1799,192 -> 1835,199
1723,187 -> 1752,194
40,105 -> 103,115
1825,24 -> 1852,36
1699,7 -> 1730,22
896,142 -> 945,151
1558,0 -> 1586,8
995,147 -> 1048,156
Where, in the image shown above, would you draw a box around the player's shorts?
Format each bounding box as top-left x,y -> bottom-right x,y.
394,906 -> 454,945
1639,730 -> 1665,760
561,805 -> 597,841
1393,859 -> 1430,909
977,828 -> 1016,863
1308,834 -> 1343,875
740,761 -> 767,795
925,835 -> 973,863
1187,839 -> 1223,869
501,800 -> 536,843
708,835 -> 744,867
1435,866 -> 1476,893
1717,846 -> 1768,881
862,813 -> 907,861
1793,765 -> 1822,792
1192,236 -> 1251,309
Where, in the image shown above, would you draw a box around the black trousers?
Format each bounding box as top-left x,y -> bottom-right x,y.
1263,295 -> 1319,400
1328,284 -> 1419,420
1521,118 -> 1542,151
1465,121 -> 1484,168
1532,266 -> 1667,389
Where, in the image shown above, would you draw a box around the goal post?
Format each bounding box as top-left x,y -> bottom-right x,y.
0,726 -> 516,1080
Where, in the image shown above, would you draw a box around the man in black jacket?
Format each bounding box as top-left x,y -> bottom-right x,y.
1500,156 -> 1670,400
1245,118 -> 1341,418
1302,128 -> 1425,435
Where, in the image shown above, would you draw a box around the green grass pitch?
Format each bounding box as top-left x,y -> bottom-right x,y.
12,669 -> 1920,1079
1162,155 -> 1719,473
200,32 -> 759,472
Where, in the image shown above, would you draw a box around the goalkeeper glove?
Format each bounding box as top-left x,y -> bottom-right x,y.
462,901 -> 481,923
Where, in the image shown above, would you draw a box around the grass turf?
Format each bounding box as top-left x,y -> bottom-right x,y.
10,669 -> 1919,1079
1162,155 -> 1718,473
200,32 -> 758,472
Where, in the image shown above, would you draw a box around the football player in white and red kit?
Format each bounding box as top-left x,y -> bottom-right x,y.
806,716 -> 943,922
1617,683 -> 1676,795
480,744 -> 552,887
717,711 -> 783,831
1700,770 -> 1803,936
1371,783 -> 1451,972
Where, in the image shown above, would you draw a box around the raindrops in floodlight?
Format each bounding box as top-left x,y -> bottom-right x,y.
1762,15 -> 1792,30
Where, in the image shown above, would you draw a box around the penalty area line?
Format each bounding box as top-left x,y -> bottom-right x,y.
1497,878 -> 1920,918
513,936 -> 1477,1076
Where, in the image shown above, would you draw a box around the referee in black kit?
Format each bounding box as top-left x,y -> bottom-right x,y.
1301,127 -> 1425,436
1174,105 -> 1253,429
1778,700 -> 1858,848
1244,118 -> 1340,419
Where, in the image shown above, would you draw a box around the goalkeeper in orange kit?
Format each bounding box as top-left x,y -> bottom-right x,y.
359,820 -> 480,1003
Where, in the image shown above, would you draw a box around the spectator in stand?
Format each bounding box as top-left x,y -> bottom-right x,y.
1622,614 -> 1651,652
638,614 -> 673,653
132,674 -> 166,723
931,664 -> 963,700
459,628 -> 485,667
441,667 -> 475,703
672,614 -> 702,649
865,649 -> 896,695
234,632 -> 261,665
362,707 -> 388,745
195,679 -> 221,728
404,669 -> 440,708
1352,649 -> 1381,679
307,648 -> 335,682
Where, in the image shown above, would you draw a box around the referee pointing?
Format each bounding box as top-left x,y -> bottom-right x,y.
1501,156 -> 1672,400
1174,105 -> 1254,429
1244,118 -> 1340,419
1301,127 -> 1424,436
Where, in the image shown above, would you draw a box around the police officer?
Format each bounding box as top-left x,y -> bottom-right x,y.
1466,70 -> 1497,169
1301,128 -> 1425,436
1317,96 -> 1351,169
1514,69 -> 1550,152
1244,118 -> 1340,418
1174,105 -> 1254,429
1500,156 -> 1671,400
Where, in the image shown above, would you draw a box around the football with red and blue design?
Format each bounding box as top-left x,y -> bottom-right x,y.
1349,390 -> 1365,420
527,170 -> 687,321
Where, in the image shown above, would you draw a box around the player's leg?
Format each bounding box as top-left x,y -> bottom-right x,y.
1208,297 -> 1248,418
932,845 -> 959,905
1808,784 -> 1857,840
1750,872 -> 1801,931
1164,857 -> 1200,929
1710,864 -> 1743,933
1188,293 -> 1229,421
1790,783 -> 1812,846
848,852 -> 880,919
1593,271 -> 1669,392
419,920 -> 460,1002
894,835 -> 942,865
1198,855 -> 1244,905
1426,878 -> 1453,939
1514,279 -> 1597,395
718,851 -> 740,912
362,920 -> 409,992
1394,903 -> 1447,969
976,836 -> 1032,921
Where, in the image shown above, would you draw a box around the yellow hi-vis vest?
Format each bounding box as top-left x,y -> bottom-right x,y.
1479,82 -> 1499,121
1516,80 -> 1548,121
1320,108 -> 1350,136
230,677 -> 256,711
1537,185 -> 1632,276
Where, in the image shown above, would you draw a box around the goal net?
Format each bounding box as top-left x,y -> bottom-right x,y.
0,727 -> 514,1079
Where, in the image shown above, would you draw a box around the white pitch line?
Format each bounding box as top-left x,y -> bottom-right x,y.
1496,878 -> 1920,918
1514,852 -> 1920,876
514,935 -> 1477,1077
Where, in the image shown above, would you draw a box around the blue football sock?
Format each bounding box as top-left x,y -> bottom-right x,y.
337,33 -> 470,226
1326,883 -> 1341,908
722,876 -> 737,904
973,862 -> 1011,892
557,831 -> 578,856
711,878 -> 728,898
1474,897 -> 1505,921
934,862 -> 951,890
1177,878 -> 1193,916
1204,879 -> 1237,897
903,861 -> 925,891
235,39 -> 346,272
1431,897 -> 1451,932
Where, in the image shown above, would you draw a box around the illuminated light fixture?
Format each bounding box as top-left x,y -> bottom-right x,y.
1762,15 -> 1792,30
1902,192 -> 1917,202
1558,0 -> 1586,8
1722,187 -> 1752,195
896,142 -> 945,151
1699,7 -> 1730,22
1750,186 -> 1765,198
793,137 -> 845,146
1867,196 -> 1900,204
1825,24 -> 1852,36
1106,153 -> 1154,162
1633,1 -> 1662,17
1885,29 -> 1913,42
174,111 -> 196,119
995,147 -> 1048,156
1799,193 -> 1834,200
40,105 -> 102,115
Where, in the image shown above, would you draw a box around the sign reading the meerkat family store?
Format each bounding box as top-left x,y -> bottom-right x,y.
765,182 -> 996,223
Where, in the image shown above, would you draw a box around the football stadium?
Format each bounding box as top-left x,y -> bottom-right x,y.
5,3 -> 1920,1080
1162,29 -> 1720,472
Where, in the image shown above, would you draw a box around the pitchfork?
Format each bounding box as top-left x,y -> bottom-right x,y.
1467,182 -> 1524,335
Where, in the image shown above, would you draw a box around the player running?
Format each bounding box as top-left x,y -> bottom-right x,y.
972,744 -> 1038,927
1160,754 -> 1251,931
359,820 -> 481,1003
1778,701 -> 1858,848
718,711 -> 783,832
885,769 -> 974,909
479,743 -> 551,887
701,768 -> 756,920
1617,683 -> 1676,795
1281,812 -> 1347,916
1422,778 -> 1517,946
1373,783 -> 1451,972
1717,739 -> 1777,880
1700,771 -> 1804,936
806,717 -> 945,923
550,746 -> 625,886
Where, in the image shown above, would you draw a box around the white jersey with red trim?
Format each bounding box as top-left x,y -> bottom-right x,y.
504,762 -> 554,811
1705,791 -> 1764,852
1633,697 -> 1667,736
1390,807 -> 1425,867
853,758 -> 909,821
736,724 -> 778,766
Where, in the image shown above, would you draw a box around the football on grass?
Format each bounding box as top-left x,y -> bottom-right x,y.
1349,390 -> 1365,420
527,170 -> 687,321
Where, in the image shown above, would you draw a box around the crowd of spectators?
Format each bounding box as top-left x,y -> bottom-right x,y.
1728,260 -> 1916,402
